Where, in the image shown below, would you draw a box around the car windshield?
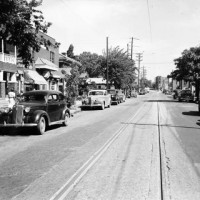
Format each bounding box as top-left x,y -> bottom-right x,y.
89,91 -> 104,95
21,94 -> 46,103
107,90 -> 116,94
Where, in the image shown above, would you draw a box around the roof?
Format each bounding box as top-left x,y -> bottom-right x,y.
35,57 -> 58,71
24,70 -> 48,85
86,78 -> 106,84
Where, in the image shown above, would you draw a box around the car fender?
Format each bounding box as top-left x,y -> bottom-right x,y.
62,107 -> 70,119
32,110 -> 50,125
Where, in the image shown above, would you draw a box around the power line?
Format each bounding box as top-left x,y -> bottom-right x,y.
146,0 -> 153,42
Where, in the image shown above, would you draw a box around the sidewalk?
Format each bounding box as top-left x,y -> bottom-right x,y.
69,105 -> 81,117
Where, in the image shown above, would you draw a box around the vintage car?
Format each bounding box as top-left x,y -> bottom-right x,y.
0,90 -> 70,135
81,89 -> 111,110
116,89 -> 126,102
178,89 -> 195,102
107,89 -> 120,105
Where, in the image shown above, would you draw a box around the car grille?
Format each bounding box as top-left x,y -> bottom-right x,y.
12,105 -> 24,124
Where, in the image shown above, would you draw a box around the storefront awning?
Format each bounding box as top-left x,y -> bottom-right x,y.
24,70 -> 48,85
35,57 -> 58,71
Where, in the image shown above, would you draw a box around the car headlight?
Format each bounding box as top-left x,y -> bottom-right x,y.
24,107 -> 31,113
4,107 -> 10,113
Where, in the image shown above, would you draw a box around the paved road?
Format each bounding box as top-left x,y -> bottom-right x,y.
0,91 -> 200,200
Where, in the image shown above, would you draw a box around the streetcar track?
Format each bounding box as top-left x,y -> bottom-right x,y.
157,102 -> 164,200
50,102 -> 148,200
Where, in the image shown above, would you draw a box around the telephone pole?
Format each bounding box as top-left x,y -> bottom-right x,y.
136,53 -> 143,90
106,37 -> 109,89
130,37 -> 139,60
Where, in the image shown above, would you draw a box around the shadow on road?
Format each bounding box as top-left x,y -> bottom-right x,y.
121,122 -> 200,130
182,111 -> 200,116
0,127 -> 38,136
145,99 -> 179,103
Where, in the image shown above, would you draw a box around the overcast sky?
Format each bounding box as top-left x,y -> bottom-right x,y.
40,0 -> 200,81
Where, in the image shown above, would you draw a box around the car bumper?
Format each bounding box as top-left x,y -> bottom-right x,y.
0,123 -> 37,127
81,104 -> 102,108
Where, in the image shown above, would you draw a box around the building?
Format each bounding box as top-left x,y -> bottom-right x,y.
155,76 -> 169,90
24,32 -> 61,92
0,40 -> 24,98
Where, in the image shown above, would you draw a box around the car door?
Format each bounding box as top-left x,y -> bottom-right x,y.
47,94 -> 61,122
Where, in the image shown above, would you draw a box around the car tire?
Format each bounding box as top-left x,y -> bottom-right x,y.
37,116 -> 46,135
63,112 -> 69,126
108,101 -> 111,108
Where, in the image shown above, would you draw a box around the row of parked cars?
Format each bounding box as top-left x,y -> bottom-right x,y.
0,89 -> 128,135
81,89 -> 126,110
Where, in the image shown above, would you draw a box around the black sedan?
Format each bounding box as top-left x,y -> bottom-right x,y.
0,90 -> 70,135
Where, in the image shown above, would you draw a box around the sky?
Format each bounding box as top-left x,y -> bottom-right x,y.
40,0 -> 200,81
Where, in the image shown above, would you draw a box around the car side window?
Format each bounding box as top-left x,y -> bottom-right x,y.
48,95 -> 53,102
52,94 -> 58,101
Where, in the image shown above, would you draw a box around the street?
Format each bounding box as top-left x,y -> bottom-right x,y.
1,90 -> 200,200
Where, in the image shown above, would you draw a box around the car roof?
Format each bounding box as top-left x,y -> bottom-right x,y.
23,90 -> 63,96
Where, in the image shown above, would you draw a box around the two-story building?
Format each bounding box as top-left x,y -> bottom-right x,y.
23,32 -> 62,92
0,40 -> 24,98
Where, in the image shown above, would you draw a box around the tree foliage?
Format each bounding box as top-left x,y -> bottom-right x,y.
101,47 -> 137,89
78,52 -> 103,77
172,46 -> 200,82
65,64 -> 80,100
0,0 -> 53,66
66,44 -> 75,59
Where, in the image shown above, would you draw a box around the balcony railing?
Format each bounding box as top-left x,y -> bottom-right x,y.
0,52 -> 16,64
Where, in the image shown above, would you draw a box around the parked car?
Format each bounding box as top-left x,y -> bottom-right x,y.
81,90 -> 111,110
178,89 -> 195,102
116,89 -> 126,102
107,89 -> 120,105
139,89 -> 146,95
0,90 -> 70,135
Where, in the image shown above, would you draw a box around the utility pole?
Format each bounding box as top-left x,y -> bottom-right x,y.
106,37 -> 109,89
136,53 -> 143,90
127,43 -> 129,58
130,37 -> 139,60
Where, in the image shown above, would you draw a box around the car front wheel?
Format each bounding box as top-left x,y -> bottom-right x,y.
63,112 -> 69,126
37,116 -> 46,135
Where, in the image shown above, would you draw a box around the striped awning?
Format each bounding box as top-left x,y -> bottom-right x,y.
24,70 -> 47,85
35,57 -> 58,71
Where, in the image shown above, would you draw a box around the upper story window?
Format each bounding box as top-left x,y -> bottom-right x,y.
50,51 -> 55,63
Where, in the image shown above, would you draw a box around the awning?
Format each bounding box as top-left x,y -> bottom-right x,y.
24,70 -> 48,85
35,57 -> 58,71
0,61 -> 17,73
51,68 -> 71,79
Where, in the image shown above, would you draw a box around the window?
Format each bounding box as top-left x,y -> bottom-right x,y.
50,51 -> 55,63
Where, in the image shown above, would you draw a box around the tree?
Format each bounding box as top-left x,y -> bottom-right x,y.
171,46 -> 200,99
66,44 -> 75,59
65,64 -> 80,102
101,46 -> 137,90
78,52 -> 104,77
0,0 -> 53,66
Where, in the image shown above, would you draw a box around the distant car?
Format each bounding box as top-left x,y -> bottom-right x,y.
178,89 -> 195,102
139,89 -> 146,95
116,89 -> 126,102
107,89 -> 120,105
81,90 -> 111,109
0,90 -> 70,135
